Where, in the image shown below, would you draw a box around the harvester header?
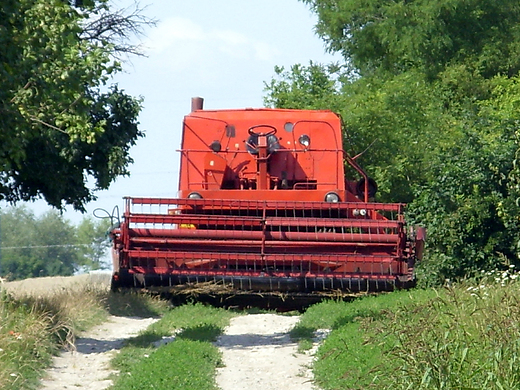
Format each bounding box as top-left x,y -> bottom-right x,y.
110,98 -> 425,294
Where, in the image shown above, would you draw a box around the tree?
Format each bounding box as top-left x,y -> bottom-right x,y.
0,206 -> 111,280
301,0 -> 520,79
76,216 -> 112,270
0,0 -> 150,211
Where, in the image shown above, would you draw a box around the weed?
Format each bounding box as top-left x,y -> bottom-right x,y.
0,281 -> 112,390
376,283 -> 520,389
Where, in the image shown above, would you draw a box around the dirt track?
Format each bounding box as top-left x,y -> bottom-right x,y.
216,313 -> 318,390
38,313 -> 319,390
4,275 -> 322,390
39,316 -> 157,390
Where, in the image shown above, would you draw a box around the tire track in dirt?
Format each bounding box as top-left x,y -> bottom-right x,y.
215,313 -> 318,390
39,316 -> 157,390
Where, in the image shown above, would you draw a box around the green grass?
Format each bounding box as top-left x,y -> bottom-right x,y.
110,340 -> 222,390
291,289 -> 439,389
6,274 -> 520,390
110,303 -> 236,390
0,279 -> 169,390
296,280 -> 520,390
291,289 -> 438,344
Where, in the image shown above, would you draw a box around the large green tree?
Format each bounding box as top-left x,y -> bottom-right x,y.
76,215 -> 112,270
0,206 -> 110,279
0,0 -> 147,211
265,0 -> 520,284
303,0 -> 520,79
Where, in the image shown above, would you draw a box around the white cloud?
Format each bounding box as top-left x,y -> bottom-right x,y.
145,17 -> 206,54
143,16 -> 278,63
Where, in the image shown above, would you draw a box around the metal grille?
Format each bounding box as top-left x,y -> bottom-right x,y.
113,197 -> 413,292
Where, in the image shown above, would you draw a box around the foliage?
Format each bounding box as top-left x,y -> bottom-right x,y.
264,62 -> 344,111
0,0 -> 148,211
0,206 -> 111,280
76,216 -> 112,270
302,0 -> 520,79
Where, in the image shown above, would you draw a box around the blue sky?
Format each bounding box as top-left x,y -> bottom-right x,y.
29,0 -> 342,224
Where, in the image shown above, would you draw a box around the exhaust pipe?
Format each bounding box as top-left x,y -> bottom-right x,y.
191,97 -> 204,112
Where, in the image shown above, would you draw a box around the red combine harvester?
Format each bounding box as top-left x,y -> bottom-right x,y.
110,98 -> 425,295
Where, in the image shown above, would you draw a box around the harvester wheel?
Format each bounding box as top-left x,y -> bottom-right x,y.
110,275 -> 121,292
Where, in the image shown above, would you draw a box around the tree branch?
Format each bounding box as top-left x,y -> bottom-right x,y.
30,117 -> 68,134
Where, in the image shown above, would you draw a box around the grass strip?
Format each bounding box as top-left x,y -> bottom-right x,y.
110,340 -> 221,390
292,288 -> 438,389
110,303 -> 236,390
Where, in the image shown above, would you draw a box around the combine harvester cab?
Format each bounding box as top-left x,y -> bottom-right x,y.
110,97 -> 425,295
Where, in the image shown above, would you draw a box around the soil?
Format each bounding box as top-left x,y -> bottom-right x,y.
4,275 -> 324,390
39,316 -> 158,390
215,313 -> 320,390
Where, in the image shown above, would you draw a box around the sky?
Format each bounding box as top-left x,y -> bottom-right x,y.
26,0 -> 342,224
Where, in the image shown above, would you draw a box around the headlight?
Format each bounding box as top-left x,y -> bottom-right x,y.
324,192 -> 340,203
187,192 -> 203,199
298,134 -> 310,148
210,140 -> 221,152
352,209 -> 367,217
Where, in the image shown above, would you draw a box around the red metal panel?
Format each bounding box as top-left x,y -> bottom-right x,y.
111,195 -> 414,288
127,237 -> 399,249
126,266 -> 401,281
125,213 -> 400,230
179,110 -> 344,195
122,251 -> 402,274
127,213 -> 263,227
